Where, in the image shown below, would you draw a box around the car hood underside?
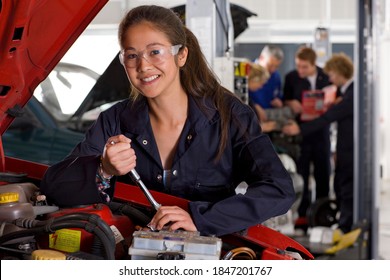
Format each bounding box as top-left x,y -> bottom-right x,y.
0,0 -> 108,135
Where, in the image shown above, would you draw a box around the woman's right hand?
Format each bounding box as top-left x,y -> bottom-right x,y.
101,134 -> 136,176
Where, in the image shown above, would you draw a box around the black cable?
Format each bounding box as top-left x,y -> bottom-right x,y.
11,207 -> 134,259
0,227 -> 44,244
0,245 -> 33,255
13,218 -> 50,228
90,235 -> 105,258
108,201 -> 151,226
51,214 -> 116,259
45,213 -> 116,247
14,213 -> 116,250
0,221 -> 115,260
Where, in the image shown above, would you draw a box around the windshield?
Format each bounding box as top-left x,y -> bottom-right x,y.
34,63 -> 99,122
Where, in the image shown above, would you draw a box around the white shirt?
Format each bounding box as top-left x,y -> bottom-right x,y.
307,72 -> 318,90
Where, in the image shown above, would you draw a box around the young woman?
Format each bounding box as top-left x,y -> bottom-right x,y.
41,5 -> 295,237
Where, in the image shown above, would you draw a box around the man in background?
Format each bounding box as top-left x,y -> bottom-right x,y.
249,45 -> 284,109
283,46 -> 332,231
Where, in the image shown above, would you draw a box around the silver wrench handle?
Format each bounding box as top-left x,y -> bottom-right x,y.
129,169 -> 161,211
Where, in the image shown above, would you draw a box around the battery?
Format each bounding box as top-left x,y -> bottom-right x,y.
129,230 -> 222,260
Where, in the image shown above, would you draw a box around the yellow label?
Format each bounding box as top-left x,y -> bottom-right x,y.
49,229 -> 81,253
239,62 -> 248,76
234,63 -> 240,76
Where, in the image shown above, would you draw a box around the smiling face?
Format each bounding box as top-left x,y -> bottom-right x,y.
121,21 -> 187,99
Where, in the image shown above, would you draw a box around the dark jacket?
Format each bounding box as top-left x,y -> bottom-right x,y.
283,66 -> 331,144
41,94 -> 295,236
300,82 -> 354,166
299,82 -> 354,233
283,66 -> 330,104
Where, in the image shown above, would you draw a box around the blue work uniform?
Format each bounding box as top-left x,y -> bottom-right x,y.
249,71 -> 283,109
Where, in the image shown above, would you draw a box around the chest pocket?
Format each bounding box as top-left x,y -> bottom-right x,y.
191,168 -> 233,202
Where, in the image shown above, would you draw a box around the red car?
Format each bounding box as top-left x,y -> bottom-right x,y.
0,0 -> 313,260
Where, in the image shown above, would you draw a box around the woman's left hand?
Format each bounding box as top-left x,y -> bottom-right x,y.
148,206 -> 197,232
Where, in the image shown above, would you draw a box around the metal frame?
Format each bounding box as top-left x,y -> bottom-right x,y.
355,0 -> 380,259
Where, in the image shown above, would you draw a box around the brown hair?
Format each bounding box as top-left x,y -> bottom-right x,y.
295,46 -> 317,65
118,5 -> 236,161
324,52 -> 354,80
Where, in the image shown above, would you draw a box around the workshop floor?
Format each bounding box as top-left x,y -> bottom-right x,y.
291,179 -> 390,260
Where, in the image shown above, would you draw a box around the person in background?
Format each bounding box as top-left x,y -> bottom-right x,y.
248,62 -> 299,161
283,46 -> 332,231
283,53 -> 354,234
40,5 -> 295,237
249,45 -> 284,109
248,63 -> 276,132
248,63 -> 269,102
248,63 -> 296,134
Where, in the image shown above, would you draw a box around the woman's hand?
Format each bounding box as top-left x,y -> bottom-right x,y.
148,206 -> 198,232
101,134 -> 136,176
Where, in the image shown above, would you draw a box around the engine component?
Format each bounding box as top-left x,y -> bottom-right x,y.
129,230 -> 222,260
31,249 -> 66,260
38,204 -> 134,259
222,247 -> 256,260
0,192 -> 35,222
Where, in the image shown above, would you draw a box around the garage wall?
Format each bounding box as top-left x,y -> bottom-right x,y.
90,0 -> 356,26
80,0 -> 356,70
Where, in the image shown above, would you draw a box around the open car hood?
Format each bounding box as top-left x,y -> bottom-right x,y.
0,0 -> 108,135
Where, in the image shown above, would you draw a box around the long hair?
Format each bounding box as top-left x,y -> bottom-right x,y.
118,5 -> 235,160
